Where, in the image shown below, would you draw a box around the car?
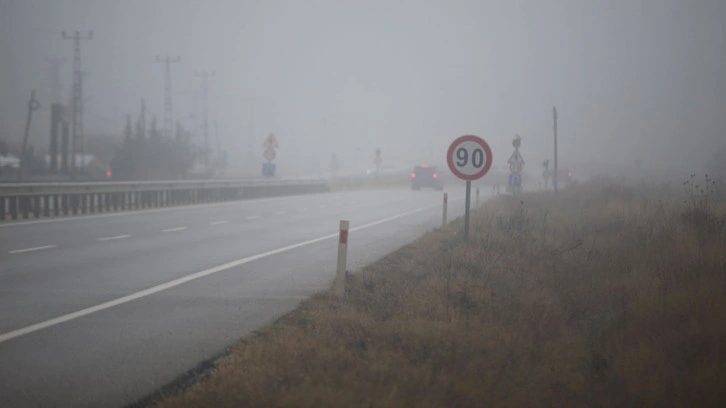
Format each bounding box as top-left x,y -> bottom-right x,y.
410,164 -> 443,190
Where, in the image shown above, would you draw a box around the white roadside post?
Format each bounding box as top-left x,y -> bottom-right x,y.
335,220 -> 349,297
442,192 -> 448,227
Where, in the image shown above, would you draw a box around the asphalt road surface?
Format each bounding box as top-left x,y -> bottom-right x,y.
0,187 -> 475,407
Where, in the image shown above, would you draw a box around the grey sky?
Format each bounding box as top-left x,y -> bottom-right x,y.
1,0 -> 725,177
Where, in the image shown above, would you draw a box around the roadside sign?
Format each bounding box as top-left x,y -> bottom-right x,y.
262,162 -> 276,177
264,148 -> 276,162
446,135 -> 493,241
509,173 -> 522,188
507,135 -> 525,194
262,133 -> 279,149
446,135 -> 493,181
507,150 -> 525,173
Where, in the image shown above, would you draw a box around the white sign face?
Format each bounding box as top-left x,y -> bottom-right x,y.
454,141 -> 488,175
446,135 -> 493,181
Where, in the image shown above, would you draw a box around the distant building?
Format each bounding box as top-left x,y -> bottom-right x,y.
44,154 -> 100,168
0,154 -> 20,169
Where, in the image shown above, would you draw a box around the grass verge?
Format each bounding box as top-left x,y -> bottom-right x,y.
153,175 -> 726,407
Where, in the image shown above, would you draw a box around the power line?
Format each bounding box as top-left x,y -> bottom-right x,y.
62,30 -> 93,178
155,55 -> 181,140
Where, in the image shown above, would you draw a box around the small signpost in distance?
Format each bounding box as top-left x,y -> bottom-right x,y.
446,135 -> 493,240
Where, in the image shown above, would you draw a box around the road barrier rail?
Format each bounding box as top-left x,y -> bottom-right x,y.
0,178 -> 330,221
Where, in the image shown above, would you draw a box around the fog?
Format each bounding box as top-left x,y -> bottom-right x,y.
1,0 -> 725,179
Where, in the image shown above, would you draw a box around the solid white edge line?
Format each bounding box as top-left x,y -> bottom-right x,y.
96,235 -> 131,241
209,221 -> 228,225
245,215 -> 261,220
8,245 -> 57,254
0,202 -> 445,344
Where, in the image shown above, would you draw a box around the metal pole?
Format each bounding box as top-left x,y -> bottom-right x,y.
476,186 -> 480,207
19,90 -> 40,182
464,181 -> 471,240
553,106 -> 558,195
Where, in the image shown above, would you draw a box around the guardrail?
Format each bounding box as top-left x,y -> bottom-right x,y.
0,179 -> 330,222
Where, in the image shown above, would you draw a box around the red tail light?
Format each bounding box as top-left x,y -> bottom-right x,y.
410,172 -> 416,178
432,173 -> 438,179
567,171 -> 573,177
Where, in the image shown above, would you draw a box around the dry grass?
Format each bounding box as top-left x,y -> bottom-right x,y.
155,175 -> 726,408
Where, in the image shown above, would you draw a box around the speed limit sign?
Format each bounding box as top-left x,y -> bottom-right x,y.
447,135 -> 493,181
446,135 -> 493,241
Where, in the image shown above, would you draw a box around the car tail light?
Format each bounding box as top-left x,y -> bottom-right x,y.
567,171 -> 573,177
410,172 -> 416,178
432,173 -> 438,179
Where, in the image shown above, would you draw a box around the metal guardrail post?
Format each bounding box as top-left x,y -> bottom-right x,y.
22,196 -> 30,219
32,196 -> 40,218
10,197 -> 17,219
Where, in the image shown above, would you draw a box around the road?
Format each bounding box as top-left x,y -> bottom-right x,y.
0,187 -> 472,407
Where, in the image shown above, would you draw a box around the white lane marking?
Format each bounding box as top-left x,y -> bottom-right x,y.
8,245 -> 57,254
161,226 -> 188,233
245,215 -> 261,220
0,203 -> 442,345
319,204 -> 328,208
300,208 -> 308,212
210,220 -> 228,225
275,211 -> 287,215
96,235 -> 131,242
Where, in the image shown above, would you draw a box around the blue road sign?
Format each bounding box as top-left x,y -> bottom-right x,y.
508,173 -> 522,187
262,162 -> 276,178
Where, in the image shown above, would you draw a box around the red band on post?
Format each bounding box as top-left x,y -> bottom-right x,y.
339,229 -> 348,245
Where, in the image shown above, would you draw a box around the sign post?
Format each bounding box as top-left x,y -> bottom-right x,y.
262,133 -> 279,178
507,135 -> 525,194
446,135 -> 493,241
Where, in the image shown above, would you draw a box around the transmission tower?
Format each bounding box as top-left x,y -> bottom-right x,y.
62,31 -> 93,177
155,55 -> 180,139
195,70 -> 215,170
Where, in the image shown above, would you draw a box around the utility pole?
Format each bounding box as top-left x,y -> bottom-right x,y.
62,31 -> 92,178
214,120 -> 221,158
553,106 -> 558,195
191,88 -> 199,140
19,90 -> 41,182
195,70 -> 214,170
156,55 -> 180,139
45,56 -> 65,105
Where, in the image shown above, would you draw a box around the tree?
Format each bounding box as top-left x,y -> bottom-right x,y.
110,112 -> 198,181
124,115 -> 132,145
149,115 -> 161,142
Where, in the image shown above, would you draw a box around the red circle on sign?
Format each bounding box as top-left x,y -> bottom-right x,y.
446,135 -> 493,181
